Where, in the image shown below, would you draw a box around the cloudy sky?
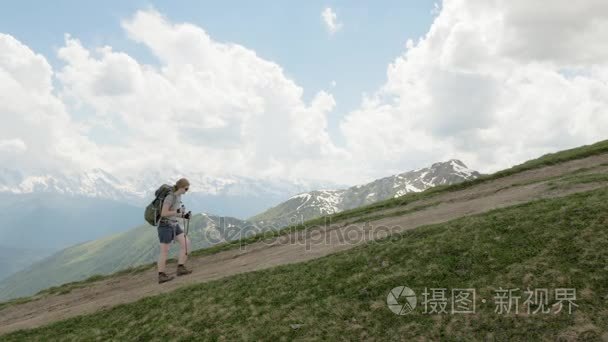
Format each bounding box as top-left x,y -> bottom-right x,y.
1,0 -> 607,185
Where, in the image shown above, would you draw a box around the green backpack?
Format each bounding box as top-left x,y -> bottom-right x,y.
144,184 -> 173,226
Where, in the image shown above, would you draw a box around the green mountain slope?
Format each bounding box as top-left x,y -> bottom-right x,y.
4,186 -> 607,340
0,246 -> 54,281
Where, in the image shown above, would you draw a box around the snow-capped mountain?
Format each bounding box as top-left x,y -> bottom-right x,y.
250,160 -> 480,228
0,167 -> 139,201
0,168 -> 337,218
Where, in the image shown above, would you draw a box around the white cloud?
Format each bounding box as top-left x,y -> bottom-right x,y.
0,138 -> 27,153
0,33 -> 101,173
499,0 -> 608,66
1,3 -> 607,187
53,9 -> 345,180
321,7 -> 343,35
340,0 -> 608,177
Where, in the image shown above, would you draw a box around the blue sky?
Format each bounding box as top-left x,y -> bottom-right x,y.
0,0 -> 436,146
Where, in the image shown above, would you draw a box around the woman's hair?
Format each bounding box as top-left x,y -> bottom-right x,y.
173,178 -> 190,192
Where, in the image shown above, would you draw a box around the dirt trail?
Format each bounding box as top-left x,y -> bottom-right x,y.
1,154 -> 608,335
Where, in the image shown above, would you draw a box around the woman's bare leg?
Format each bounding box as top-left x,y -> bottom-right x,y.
158,243 -> 170,273
175,233 -> 190,265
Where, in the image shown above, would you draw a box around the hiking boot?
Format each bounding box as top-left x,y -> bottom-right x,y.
158,272 -> 174,284
176,264 -> 192,276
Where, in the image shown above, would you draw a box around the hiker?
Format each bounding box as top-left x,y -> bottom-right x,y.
157,178 -> 193,284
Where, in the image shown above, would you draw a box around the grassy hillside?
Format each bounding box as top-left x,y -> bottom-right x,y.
0,246 -> 55,282
4,187 -> 607,340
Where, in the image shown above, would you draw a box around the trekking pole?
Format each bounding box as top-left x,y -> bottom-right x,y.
180,204 -> 186,245
185,216 -> 190,255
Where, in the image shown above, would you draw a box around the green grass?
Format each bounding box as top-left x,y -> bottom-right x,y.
540,169 -> 608,191
4,187 -> 608,341
553,172 -> 608,187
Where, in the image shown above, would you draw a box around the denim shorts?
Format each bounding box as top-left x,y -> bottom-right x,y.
157,221 -> 184,244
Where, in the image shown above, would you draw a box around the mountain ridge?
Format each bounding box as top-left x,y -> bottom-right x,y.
250,159 -> 480,227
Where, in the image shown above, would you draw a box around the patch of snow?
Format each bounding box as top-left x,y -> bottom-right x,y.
294,193 -> 313,211
394,189 -> 407,198
450,160 -> 475,178
290,192 -> 311,199
405,183 -> 422,192
313,190 -> 342,215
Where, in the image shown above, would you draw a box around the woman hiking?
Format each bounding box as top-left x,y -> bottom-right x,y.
157,178 -> 193,284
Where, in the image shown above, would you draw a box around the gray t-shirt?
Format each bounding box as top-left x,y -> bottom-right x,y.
160,191 -> 182,225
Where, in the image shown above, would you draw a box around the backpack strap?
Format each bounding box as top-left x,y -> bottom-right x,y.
158,191 -> 177,225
